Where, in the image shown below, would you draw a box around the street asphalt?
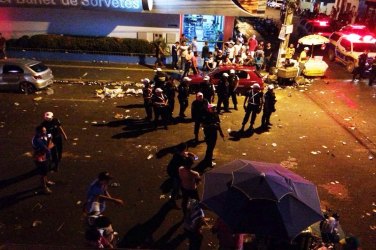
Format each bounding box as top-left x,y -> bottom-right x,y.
1,8 -> 376,250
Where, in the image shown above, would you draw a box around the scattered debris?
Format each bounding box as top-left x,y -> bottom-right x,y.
110,182 -> 120,187
32,220 -> 42,228
46,88 -> 54,95
76,201 -> 82,205
33,97 -> 43,101
242,153 -> 247,156
271,143 -> 277,147
14,102 -> 20,106
57,222 -> 65,232
147,154 -> 153,160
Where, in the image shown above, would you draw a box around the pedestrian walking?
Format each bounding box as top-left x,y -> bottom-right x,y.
228,69 -> 239,110
179,157 -> 201,215
261,84 -> 277,129
202,104 -> 224,167
191,36 -> 198,53
171,41 -> 179,70
240,83 -> 263,131
178,77 -> 191,118
191,51 -> 199,75
0,33 -> 6,59
183,199 -> 206,250
202,41 -> 210,69
191,92 -> 209,142
353,50 -> 369,81
32,125 -> 55,194
154,40 -> 164,69
179,41 -> 189,72
369,56 -> 376,86
167,143 -> 198,209
152,88 -> 169,129
41,111 -> 68,172
85,171 -> 124,215
183,47 -> 194,77
142,78 -> 153,121
200,76 -> 215,103
216,73 -> 230,114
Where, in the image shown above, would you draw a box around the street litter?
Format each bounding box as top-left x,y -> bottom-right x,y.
46,88 -> 54,95
32,220 -> 42,227
147,154 -> 153,160
114,113 -> 124,119
14,102 -> 20,106
369,155 -> 374,160
136,145 -> 142,148
96,87 -> 125,98
84,155 -> 91,158
73,138 -> 79,141
33,97 -> 43,101
311,151 -> 321,155
57,222 -> 65,232
76,201 -> 82,205
110,182 -> 120,187
159,194 -> 166,199
91,121 -> 98,124
242,153 -> 247,156
271,143 -> 277,147
322,145 -> 328,149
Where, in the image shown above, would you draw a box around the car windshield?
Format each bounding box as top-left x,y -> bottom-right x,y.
30,63 -> 49,73
353,43 -> 376,53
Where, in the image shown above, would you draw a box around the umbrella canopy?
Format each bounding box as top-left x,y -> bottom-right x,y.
298,34 -> 329,46
201,159 -> 323,241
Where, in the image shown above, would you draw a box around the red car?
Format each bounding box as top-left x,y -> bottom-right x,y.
188,65 -> 264,95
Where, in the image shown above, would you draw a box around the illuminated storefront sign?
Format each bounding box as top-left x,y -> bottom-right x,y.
0,0 -> 153,12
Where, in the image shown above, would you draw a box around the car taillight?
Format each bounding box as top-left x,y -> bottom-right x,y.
33,75 -> 42,80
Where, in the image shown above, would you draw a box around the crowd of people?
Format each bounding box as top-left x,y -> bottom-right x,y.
162,33 -> 276,74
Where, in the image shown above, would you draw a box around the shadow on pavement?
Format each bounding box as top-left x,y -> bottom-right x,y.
156,138 -> 203,159
0,168 -> 39,190
118,201 -> 179,249
0,187 -> 41,210
117,104 -> 144,109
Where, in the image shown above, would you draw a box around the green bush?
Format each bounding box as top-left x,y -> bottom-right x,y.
7,34 -> 155,54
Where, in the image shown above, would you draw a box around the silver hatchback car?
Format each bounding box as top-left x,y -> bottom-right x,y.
0,58 -> 54,94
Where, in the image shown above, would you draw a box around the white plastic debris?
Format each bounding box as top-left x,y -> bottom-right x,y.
271,143 -> 277,147
33,97 -> 43,101
147,154 -> 153,160
14,102 -> 20,106
46,88 -> 54,95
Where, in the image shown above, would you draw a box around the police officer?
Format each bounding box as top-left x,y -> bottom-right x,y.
216,73 -> 230,114
178,77 -> 191,118
142,78 -> 153,121
228,69 -> 239,110
240,83 -> 263,131
353,50 -> 369,81
369,56 -> 376,87
153,68 -> 167,91
163,77 -> 177,119
202,104 -> 224,167
261,84 -> 277,129
152,88 -> 169,129
191,92 -> 209,142
200,76 -> 215,103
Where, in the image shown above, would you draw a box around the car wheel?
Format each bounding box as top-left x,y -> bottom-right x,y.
19,82 -> 35,95
328,49 -> 335,61
346,61 -> 355,73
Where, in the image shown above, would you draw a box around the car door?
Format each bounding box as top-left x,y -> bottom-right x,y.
1,64 -> 23,90
337,38 -> 350,63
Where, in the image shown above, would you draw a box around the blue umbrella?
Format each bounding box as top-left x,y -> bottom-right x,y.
201,159 -> 323,241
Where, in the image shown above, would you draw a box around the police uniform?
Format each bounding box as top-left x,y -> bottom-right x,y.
261,87 -> 277,128
142,85 -> 153,120
178,81 -> 190,117
163,81 -> 177,118
200,81 -> 215,103
216,76 -> 230,113
241,87 -> 263,130
369,58 -> 376,86
191,97 -> 209,141
228,73 -> 239,110
353,51 -> 368,81
202,108 -> 223,165
152,91 -> 169,129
